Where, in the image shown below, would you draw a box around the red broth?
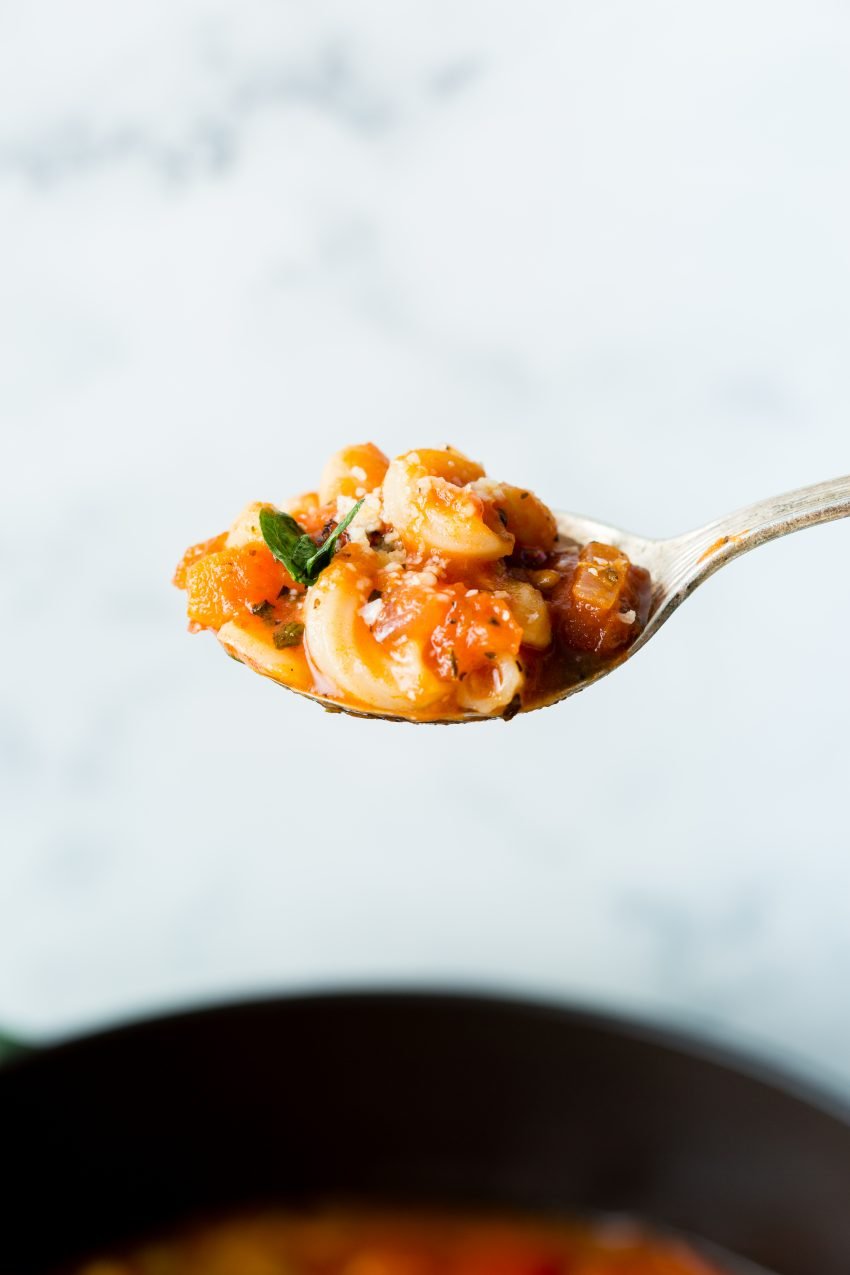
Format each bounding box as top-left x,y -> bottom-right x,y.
71,1207 -> 725,1275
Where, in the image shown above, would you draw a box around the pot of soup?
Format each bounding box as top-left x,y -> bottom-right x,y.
2,992 -> 848,1275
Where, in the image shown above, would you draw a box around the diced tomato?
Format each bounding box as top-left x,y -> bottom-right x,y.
549,541 -> 651,655
172,532 -> 228,589
367,573 -> 453,659
430,585 -> 523,679
184,544 -> 296,630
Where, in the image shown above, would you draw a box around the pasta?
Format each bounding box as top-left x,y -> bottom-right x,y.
174,445 -> 652,721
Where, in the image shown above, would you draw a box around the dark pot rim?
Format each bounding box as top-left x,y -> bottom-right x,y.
5,985 -> 848,1126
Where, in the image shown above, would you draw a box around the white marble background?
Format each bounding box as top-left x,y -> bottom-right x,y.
2,2 -> 850,1090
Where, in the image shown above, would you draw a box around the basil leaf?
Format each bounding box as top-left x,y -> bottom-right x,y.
259,508 -> 306,564
305,499 -> 364,578
259,499 -> 364,586
291,534 -> 319,578
260,508 -> 311,584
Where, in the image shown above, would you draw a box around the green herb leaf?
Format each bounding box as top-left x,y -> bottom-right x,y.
274,621 -> 305,649
306,499 -> 365,578
258,508 -> 310,575
250,600 -> 276,620
259,499 -> 364,586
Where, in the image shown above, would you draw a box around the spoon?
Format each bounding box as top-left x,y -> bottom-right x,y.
287,473 -> 850,722
562,471 -> 850,665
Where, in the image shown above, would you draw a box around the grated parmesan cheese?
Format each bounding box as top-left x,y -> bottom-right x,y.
359,598 -> 383,627
403,569 -> 439,589
470,478 -> 505,499
337,491 -> 384,546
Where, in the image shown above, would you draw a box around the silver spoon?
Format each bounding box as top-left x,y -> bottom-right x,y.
562,471 -> 850,665
284,473 -> 850,722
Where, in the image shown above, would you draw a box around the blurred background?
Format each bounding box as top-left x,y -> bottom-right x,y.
1,2 -> 849,1088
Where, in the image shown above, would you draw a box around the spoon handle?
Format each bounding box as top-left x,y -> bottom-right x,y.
690,471 -> 850,557
645,474 -> 850,636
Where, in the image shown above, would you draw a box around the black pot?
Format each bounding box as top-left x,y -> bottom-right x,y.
2,992 -> 849,1275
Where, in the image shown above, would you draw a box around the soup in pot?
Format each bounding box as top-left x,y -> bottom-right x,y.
73,1206 -> 725,1275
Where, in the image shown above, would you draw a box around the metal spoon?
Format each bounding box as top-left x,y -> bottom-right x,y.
287,473 -> 850,722
564,471 -> 850,659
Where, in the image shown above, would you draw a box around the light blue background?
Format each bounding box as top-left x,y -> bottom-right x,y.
2,2 -> 849,1091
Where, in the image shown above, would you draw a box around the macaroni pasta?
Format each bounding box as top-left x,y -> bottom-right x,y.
174,444 -> 651,721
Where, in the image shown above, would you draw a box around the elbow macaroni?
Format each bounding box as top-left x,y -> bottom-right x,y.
304,547 -> 448,714
382,449 -> 513,563
174,443 -> 651,720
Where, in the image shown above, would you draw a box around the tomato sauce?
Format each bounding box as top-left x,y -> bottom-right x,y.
71,1207 -> 726,1275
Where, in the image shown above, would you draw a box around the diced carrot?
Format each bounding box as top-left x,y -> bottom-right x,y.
172,532 -> 227,589
184,544 -> 295,630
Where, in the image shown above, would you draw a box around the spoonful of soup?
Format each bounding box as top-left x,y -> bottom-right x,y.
174,444 -> 850,723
